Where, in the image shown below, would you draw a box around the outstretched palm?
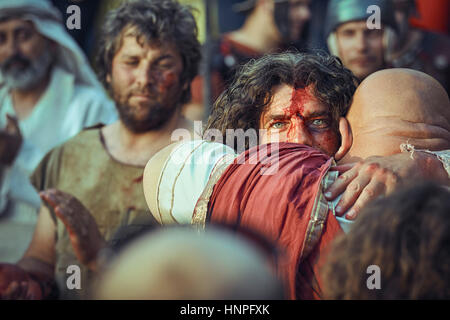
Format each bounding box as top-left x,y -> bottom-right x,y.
40,189 -> 105,271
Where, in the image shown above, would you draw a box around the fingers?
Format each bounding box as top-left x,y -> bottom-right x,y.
329,163 -> 355,173
39,189 -> 60,209
0,115 -> 22,165
5,114 -> 20,135
39,189 -> 70,207
42,189 -> 95,240
1,280 -> 43,300
40,189 -> 81,217
55,206 -> 87,237
26,280 -> 43,300
1,281 -> 16,299
39,190 -> 102,267
1,281 -> 29,300
40,189 -> 84,238
333,162 -> 401,220
345,181 -> 386,220
384,170 -> 400,195
334,173 -> 371,216
324,165 -> 360,201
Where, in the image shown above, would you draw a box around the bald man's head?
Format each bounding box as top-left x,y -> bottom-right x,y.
342,69 -> 450,163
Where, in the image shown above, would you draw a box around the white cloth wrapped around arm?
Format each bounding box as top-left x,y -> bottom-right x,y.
400,143 -> 450,179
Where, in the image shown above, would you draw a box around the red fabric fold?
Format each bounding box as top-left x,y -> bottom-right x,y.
206,143 -> 343,299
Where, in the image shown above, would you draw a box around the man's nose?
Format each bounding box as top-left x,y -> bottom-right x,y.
288,121 -> 314,146
1,37 -> 19,58
354,32 -> 368,52
136,65 -> 156,87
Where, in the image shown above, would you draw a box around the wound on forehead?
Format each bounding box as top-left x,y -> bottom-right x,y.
288,85 -> 314,118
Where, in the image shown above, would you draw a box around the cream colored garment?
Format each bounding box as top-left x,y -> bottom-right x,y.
143,140 -> 237,225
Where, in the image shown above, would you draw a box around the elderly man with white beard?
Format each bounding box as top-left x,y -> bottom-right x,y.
0,0 -> 117,263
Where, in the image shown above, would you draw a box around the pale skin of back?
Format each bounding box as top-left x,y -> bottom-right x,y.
343,68 -> 450,162
325,69 -> 450,218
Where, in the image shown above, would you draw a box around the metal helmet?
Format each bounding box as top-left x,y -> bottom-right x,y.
325,0 -> 398,61
324,0 -> 397,37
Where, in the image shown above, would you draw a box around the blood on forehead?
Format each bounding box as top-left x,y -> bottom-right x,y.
287,85 -> 314,118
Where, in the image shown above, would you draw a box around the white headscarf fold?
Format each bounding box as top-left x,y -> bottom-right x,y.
0,0 -> 102,89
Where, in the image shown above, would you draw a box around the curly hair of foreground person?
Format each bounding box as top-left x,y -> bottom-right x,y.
321,182 -> 450,300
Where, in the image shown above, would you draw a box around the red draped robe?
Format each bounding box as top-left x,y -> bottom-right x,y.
204,143 -> 343,299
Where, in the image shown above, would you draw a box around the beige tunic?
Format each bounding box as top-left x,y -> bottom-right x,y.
31,126 -> 157,299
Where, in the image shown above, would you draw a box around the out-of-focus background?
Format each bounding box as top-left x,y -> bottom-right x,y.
50,0 -> 449,60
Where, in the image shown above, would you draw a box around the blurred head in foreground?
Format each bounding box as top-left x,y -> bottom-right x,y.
95,225 -> 285,300
321,182 -> 450,299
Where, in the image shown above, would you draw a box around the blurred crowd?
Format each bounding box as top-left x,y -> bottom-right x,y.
0,0 -> 449,300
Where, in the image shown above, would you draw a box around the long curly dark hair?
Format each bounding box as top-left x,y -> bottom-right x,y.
96,0 -> 201,105
205,51 -> 358,151
321,182 -> 450,299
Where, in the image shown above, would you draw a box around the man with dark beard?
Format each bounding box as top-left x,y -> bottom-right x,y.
0,0 -> 200,300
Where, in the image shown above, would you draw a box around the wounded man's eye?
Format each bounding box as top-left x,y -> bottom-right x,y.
310,119 -> 329,128
271,122 -> 286,129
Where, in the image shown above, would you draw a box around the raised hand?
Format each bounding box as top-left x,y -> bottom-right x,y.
0,115 -> 22,165
39,189 -> 106,271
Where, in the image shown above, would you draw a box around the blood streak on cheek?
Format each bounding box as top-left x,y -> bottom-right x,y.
318,130 -> 340,156
157,71 -> 177,93
285,87 -> 311,140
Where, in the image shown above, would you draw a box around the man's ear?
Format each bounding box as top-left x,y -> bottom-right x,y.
106,73 -> 111,84
334,117 -> 352,161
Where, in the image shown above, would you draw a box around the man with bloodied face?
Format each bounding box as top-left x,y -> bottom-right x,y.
0,0 -> 201,299
207,52 -> 353,158
204,52 -> 449,298
207,52 -> 449,212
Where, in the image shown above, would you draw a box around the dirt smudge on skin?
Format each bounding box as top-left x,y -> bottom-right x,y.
157,71 -> 176,94
133,175 -> 144,184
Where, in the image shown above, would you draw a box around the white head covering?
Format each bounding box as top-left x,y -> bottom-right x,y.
0,0 -> 102,89
143,140 -> 237,225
